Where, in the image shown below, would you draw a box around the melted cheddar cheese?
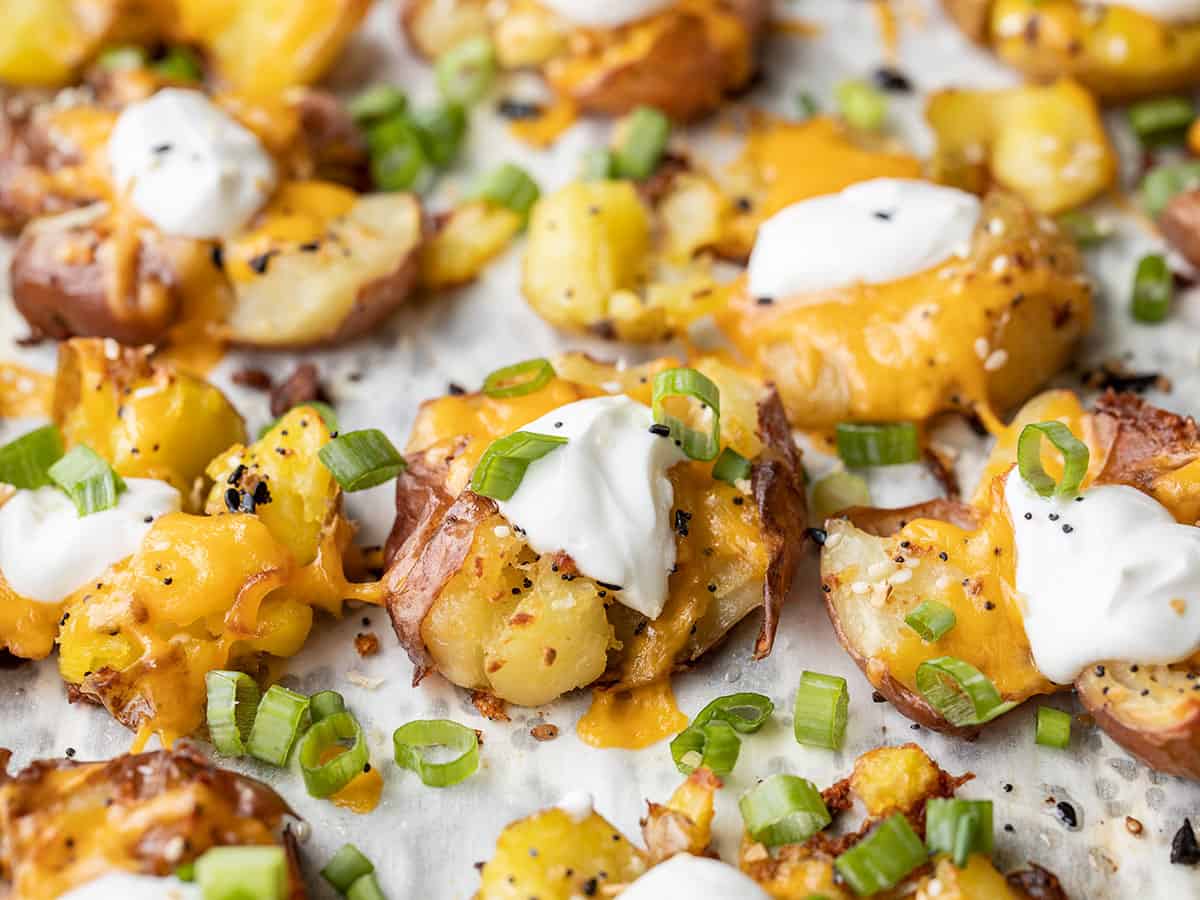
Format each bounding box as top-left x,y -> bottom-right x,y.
577,682 -> 688,750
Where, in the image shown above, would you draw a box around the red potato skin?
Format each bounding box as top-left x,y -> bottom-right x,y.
1076,676 -> 1200,780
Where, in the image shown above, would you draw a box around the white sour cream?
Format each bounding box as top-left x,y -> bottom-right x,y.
746,178 -> 981,300
495,395 -> 685,620
1095,0 -> 1200,24
556,791 -> 595,823
539,0 -> 674,28
59,873 -> 201,900
0,479 -> 180,602
108,88 -> 277,239
1006,469 -> 1200,684
620,854 -> 771,900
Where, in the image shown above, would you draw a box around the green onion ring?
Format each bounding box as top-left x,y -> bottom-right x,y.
473,163 -> 541,219
1035,706 -> 1072,749
792,671 -> 848,750
0,425 -> 63,489
194,846 -> 288,900
318,429 -> 407,493
835,422 -> 920,468
652,368 -> 721,462
299,711 -> 370,799
321,843 -> 376,894
247,685 -> 310,767
834,814 -> 927,893
481,358 -> 556,398
904,600 -> 957,642
470,431 -> 567,501
613,106 -> 671,180
712,447 -> 753,485
915,656 -> 1016,727
435,35 -> 496,106
738,774 -> 831,848
1131,253 -> 1174,324
310,690 -> 347,724
692,692 -> 774,733
393,719 -> 480,787
47,445 -> 126,516
1016,421 -> 1089,498
926,798 -> 994,867
205,670 -> 260,757
669,719 -> 741,776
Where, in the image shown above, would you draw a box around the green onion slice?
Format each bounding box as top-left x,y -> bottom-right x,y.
905,600 -> 957,642
739,774 -> 831,848
436,35 -> 496,105
299,711 -> 370,798
1036,706 -> 1072,749
393,719 -> 480,787
915,656 -> 1016,727
310,690 -> 347,724
205,670 -> 260,757
347,873 -> 387,900
926,798 -> 994,867
834,814 -> 927,894
1132,252 -> 1173,324
368,117 -> 430,192
793,671 -> 848,750
652,367 -> 721,461
319,429 -> 407,492
322,844 -> 375,894
0,425 -> 63,489
692,692 -> 774,733
153,46 -> 203,83
1142,160 -> 1200,217
247,685 -> 310,767
258,401 -> 339,440
582,147 -> 616,181
194,846 -> 288,900
482,358 -> 555,398
795,92 -> 819,120
669,719 -> 741,776
1055,211 -> 1113,248
474,163 -> 541,219
48,445 -> 126,516
175,861 -> 196,882
1016,421 -> 1089,498
614,106 -> 671,180
835,422 -> 920,467
98,45 -> 147,71
349,84 -> 408,126
835,79 -> 888,132
1128,95 -> 1195,146
811,470 -> 870,522
712,447 -> 753,485
470,431 -> 567,501
411,103 -> 468,169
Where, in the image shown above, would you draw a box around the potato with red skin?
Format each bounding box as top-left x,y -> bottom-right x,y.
1160,188 -> 1200,271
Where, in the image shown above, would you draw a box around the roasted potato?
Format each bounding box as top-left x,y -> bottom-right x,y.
0,744 -> 304,900
382,356 -> 806,707
401,0 -> 767,121
719,190 -> 1092,430
926,80 -> 1117,215
944,0 -> 1200,102
420,200 -> 524,291
1160,188 -> 1200,270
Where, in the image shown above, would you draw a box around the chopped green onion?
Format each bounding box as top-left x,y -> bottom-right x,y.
1141,160 -> 1200,217
1056,210 -> 1113,248
905,601 -> 957,642
436,35 -> 496,105
322,844 -> 375,894
1128,95 -> 1195,146
258,401 -> 339,440
739,775 -> 831,848
835,79 -> 888,132
926,798 -> 994,867
368,118 -> 430,192
98,45 -> 147,71
834,814 -> 927,894
470,431 -> 567,501
347,873 -> 387,900
48,445 -> 125,516
811,471 -> 870,522
652,367 -> 721,461
175,861 -> 196,882
582,147 -> 616,181
1132,253 -> 1173,324
1036,706 -> 1072,749
153,46 -> 203,83
793,671 -> 848,750
411,103 -> 468,168
669,719 -> 741,776
835,422 -> 919,467
393,719 -> 480,787
0,425 -> 63,489
795,92 -> 820,120
474,163 -> 541,219
310,690 -> 347,723
482,358 -> 556,398
712,447 -> 752,485
349,85 -> 408,127
194,846 -> 287,900
205,670 -> 260,758
299,711 -> 370,798
614,106 -> 671,180
319,429 -> 407,492
692,692 -> 774,733
247,685 -> 310,767
915,656 -> 1016,728
1016,421 -> 1089,498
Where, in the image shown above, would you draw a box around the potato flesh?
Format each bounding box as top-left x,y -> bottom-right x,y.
420,200 -> 523,290
850,745 -> 943,818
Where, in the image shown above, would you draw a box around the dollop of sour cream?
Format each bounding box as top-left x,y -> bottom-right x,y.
539,0 -> 674,28
108,88 -> 277,239
620,854 -> 771,900
1006,469 -> 1200,684
1095,0 -> 1200,23
556,791 -> 595,823
495,395 -> 685,620
59,873 -> 201,900
746,178 -> 981,301
0,479 -> 181,602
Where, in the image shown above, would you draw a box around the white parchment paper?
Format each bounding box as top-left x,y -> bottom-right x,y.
3,2 -> 1200,897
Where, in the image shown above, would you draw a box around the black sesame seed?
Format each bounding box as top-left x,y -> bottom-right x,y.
1024,512 -> 1033,520
253,480 -> 272,505
872,65 -> 913,92
448,383 -> 466,396
939,551 -> 949,561
223,487 -> 240,512
248,252 -> 272,275
649,423 -> 671,437
1062,524 -> 1073,534
1055,801 -> 1078,829
674,509 -> 692,537
210,244 -> 225,271
755,296 -> 775,306
1049,513 -> 1059,521
1003,783 -> 1013,793
1095,664 -> 1106,677
807,527 -> 828,545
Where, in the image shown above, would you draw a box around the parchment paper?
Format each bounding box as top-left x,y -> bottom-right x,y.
2,2 -> 1200,897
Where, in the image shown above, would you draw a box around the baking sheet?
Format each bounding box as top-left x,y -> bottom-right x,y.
3,1 -> 1200,896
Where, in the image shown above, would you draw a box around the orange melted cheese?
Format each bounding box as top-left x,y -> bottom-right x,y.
330,765 -> 384,814
509,98 -> 579,148
577,681 -> 688,750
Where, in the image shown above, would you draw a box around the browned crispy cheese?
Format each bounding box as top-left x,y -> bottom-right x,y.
0,744 -> 305,900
